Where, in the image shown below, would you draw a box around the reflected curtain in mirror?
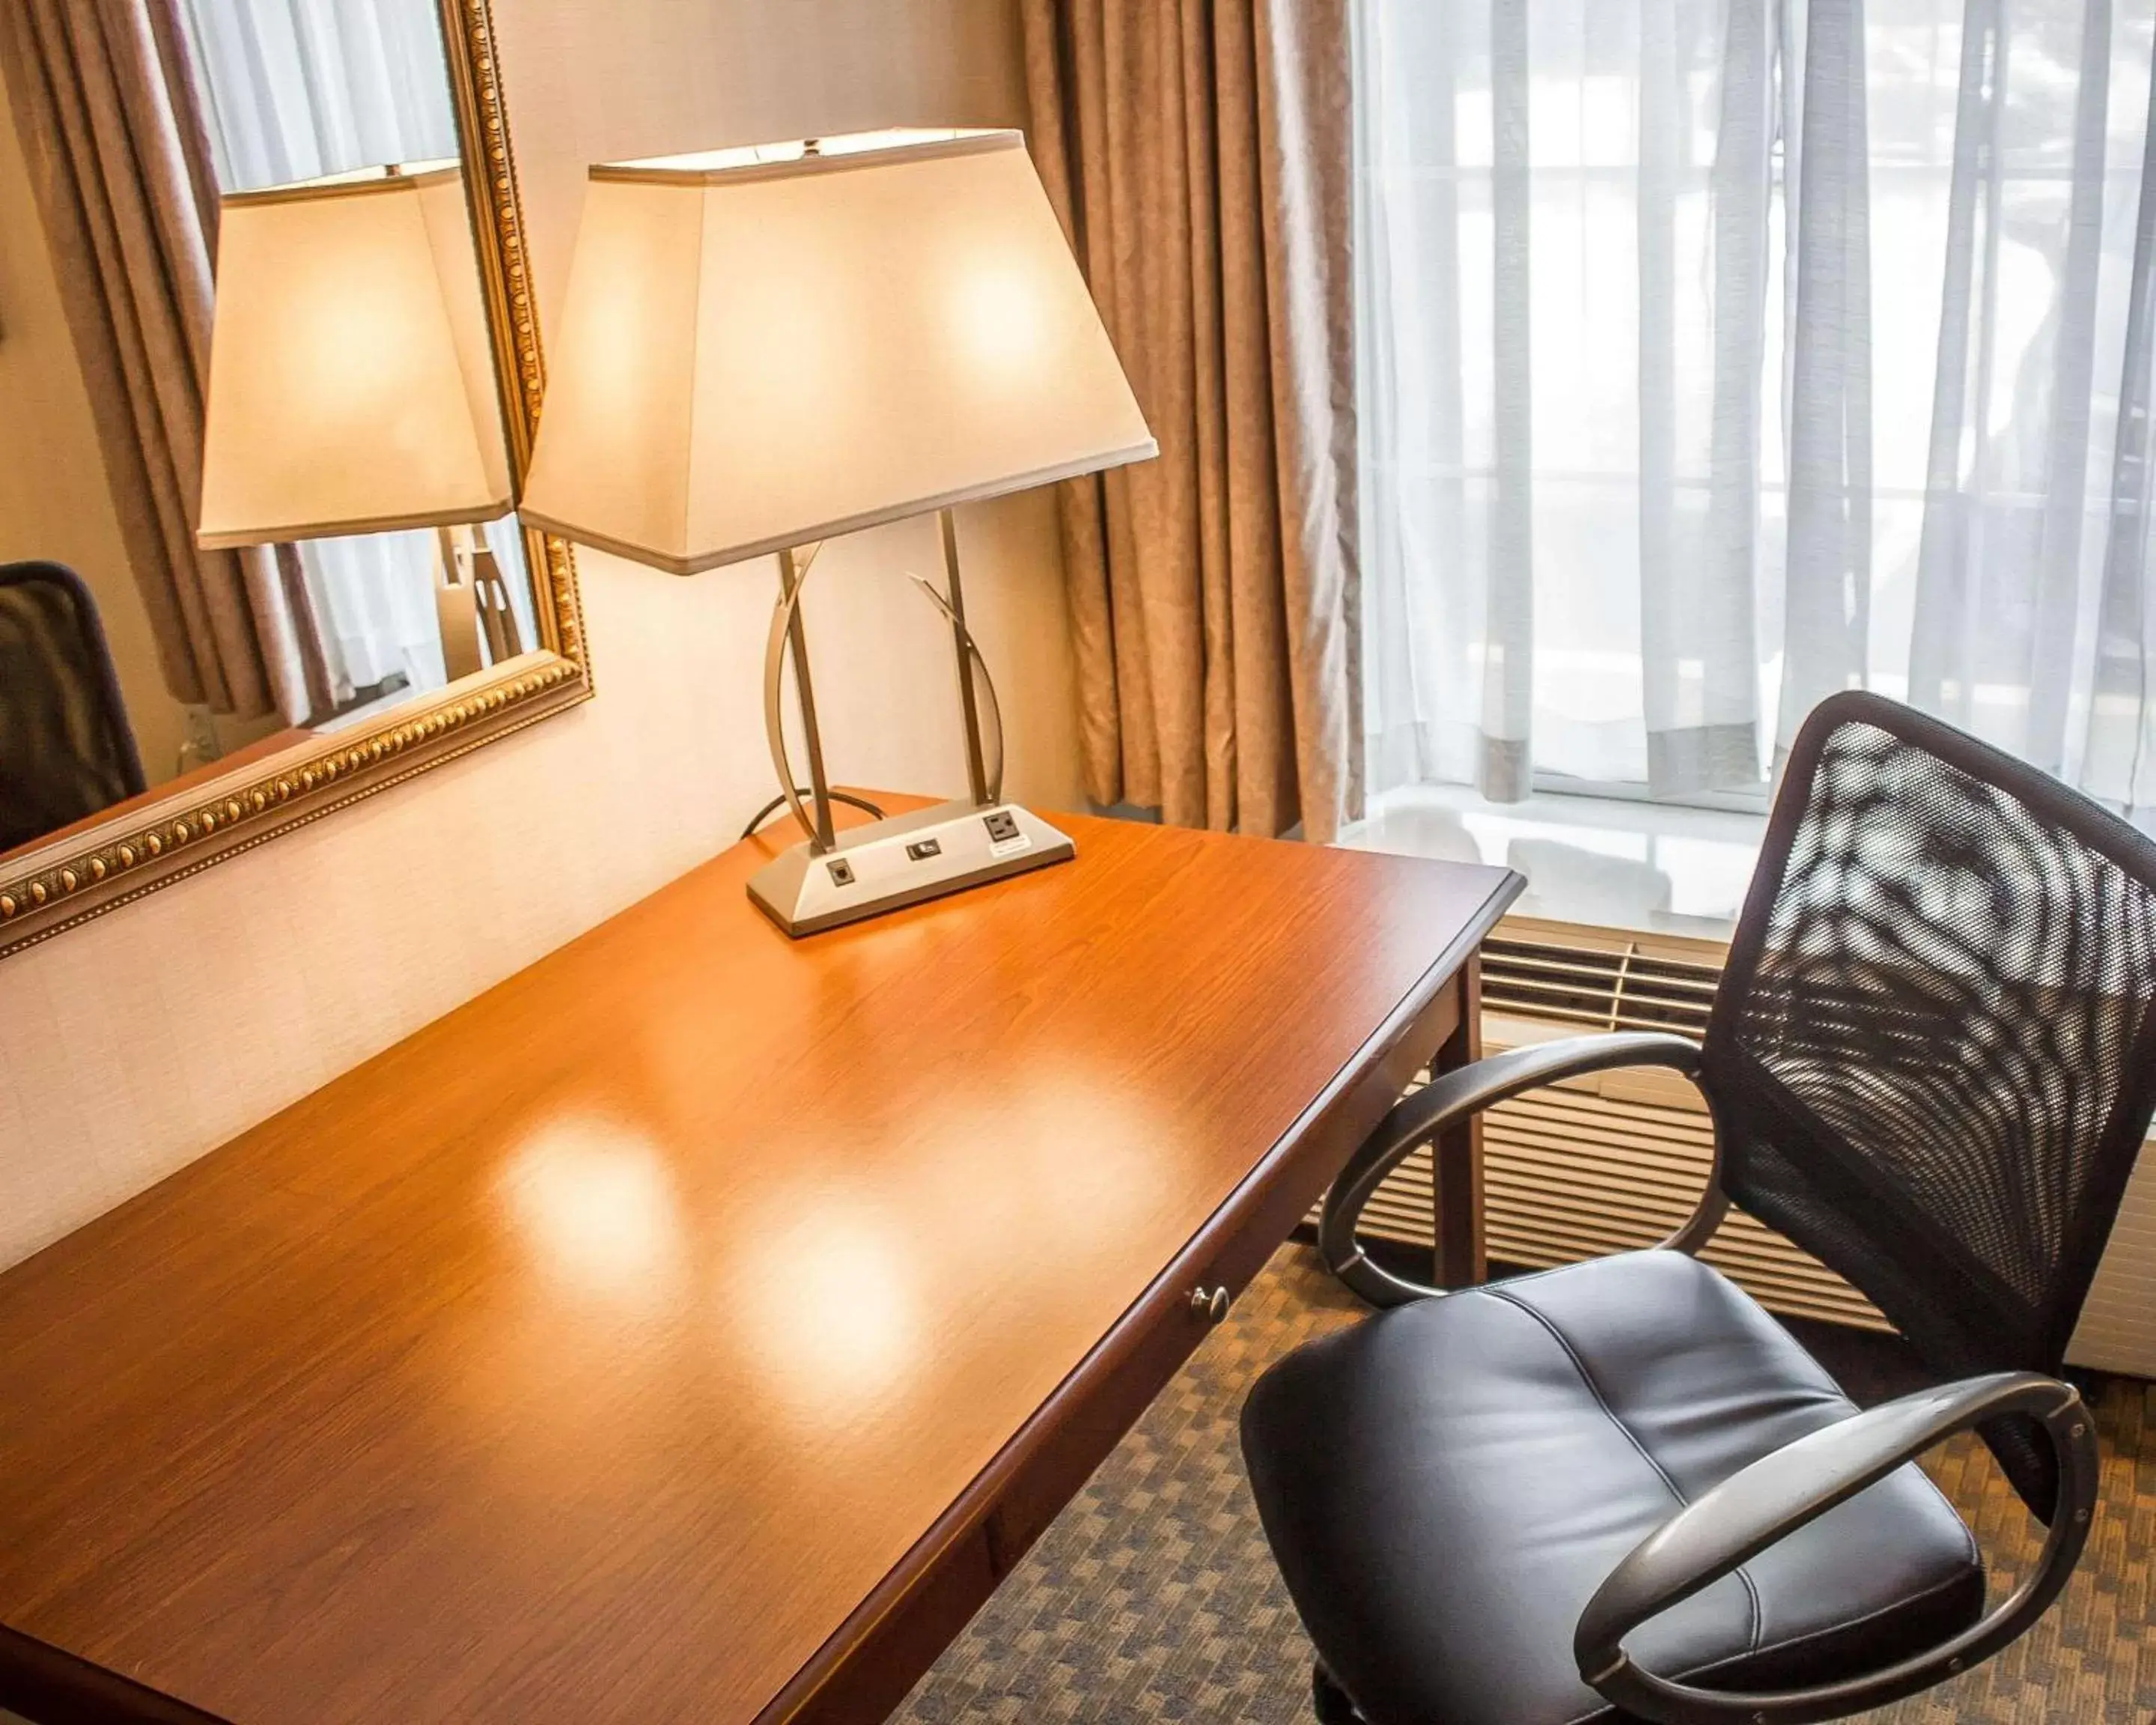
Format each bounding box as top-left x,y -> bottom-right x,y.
0,0 -> 318,724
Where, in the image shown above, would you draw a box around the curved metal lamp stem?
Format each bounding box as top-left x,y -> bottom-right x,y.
763,542 -> 836,854
940,508 -> 991,806
763,518 -> 1011,857
908,513 -> 1006,806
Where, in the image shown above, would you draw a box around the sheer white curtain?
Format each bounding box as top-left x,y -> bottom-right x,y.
1358,0 -> 2156,827
1903,0 -> 2156,812
177,0 -> 533,711
1358,0 -> 1770,800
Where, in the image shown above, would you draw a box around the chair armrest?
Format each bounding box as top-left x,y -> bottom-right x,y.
1574,1372 -> 2099,1725
1318,1032 -> 1708,1308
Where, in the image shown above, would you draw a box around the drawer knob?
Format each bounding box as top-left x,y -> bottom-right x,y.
1190,1285 -> 1231,1324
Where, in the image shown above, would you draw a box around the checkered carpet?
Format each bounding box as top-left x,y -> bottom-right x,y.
895,1245 -> 2155,1724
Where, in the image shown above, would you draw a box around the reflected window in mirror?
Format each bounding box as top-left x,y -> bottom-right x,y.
176,0 -> 539,730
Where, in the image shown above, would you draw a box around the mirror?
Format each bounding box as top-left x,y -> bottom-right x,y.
0,0 -> 586,958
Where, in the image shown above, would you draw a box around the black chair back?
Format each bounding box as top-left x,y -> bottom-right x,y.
0,560 -> 146,852
1702,690 -> 2156,1518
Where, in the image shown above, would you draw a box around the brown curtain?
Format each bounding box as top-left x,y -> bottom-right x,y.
1021,0 -> 1361,841
0,0 -> 320,722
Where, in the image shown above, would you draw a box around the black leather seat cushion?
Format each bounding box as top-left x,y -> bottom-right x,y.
1241,1251 -> 1985,1725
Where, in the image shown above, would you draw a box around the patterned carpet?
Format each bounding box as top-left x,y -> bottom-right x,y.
895,1245 -> 2155,1724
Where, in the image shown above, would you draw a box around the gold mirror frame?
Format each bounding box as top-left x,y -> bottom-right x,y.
0,0 -> 588,962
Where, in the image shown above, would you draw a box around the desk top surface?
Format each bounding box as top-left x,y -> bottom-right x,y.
0,805 -> 1511,1724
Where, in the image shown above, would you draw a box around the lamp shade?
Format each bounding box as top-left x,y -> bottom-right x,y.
197,162 -> 514,550
518,129 -> 1155,575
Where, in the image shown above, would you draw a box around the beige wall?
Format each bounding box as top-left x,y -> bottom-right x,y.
500,0 -> 1027,332
0,0 -> 1084,1270
0,73 -> 192,784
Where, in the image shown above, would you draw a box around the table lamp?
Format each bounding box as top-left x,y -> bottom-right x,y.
197,162 -> 518,681
517,129 -> 1156,937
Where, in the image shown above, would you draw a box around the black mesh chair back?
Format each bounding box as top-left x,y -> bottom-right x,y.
0,561 -> 145,854
1701,690 -> 2156,1517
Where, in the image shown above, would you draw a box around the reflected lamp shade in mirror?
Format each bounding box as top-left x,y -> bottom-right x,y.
516,128 -> 1156,573
197,162 -> 515,550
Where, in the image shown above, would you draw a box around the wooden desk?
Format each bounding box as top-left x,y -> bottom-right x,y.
0,804 -> 1517,1725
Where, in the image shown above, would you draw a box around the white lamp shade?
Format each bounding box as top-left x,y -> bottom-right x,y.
197,162 -> 515,550
518,130 -> 1156,575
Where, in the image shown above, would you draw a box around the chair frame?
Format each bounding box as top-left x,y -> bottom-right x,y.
1317,1030 -> 1726,1314
1315,1035 -> 2100,1724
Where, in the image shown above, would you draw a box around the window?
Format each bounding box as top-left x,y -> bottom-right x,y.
1356,0 -> 2156,829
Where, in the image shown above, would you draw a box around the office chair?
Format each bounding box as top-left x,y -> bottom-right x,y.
1243,691 -> 2156,1725
0,561 -> 146,853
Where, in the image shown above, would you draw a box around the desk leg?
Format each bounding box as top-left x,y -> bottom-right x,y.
1431,955 -> 1485,1289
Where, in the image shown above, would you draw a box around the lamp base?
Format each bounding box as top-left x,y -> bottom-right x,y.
746,800 -> 1074,937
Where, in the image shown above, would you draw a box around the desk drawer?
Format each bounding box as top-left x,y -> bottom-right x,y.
984,1265 -> 1239,1570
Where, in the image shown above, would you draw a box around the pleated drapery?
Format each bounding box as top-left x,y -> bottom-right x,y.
1776,0 -> 1874,757
1020,0 -> 1362,841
